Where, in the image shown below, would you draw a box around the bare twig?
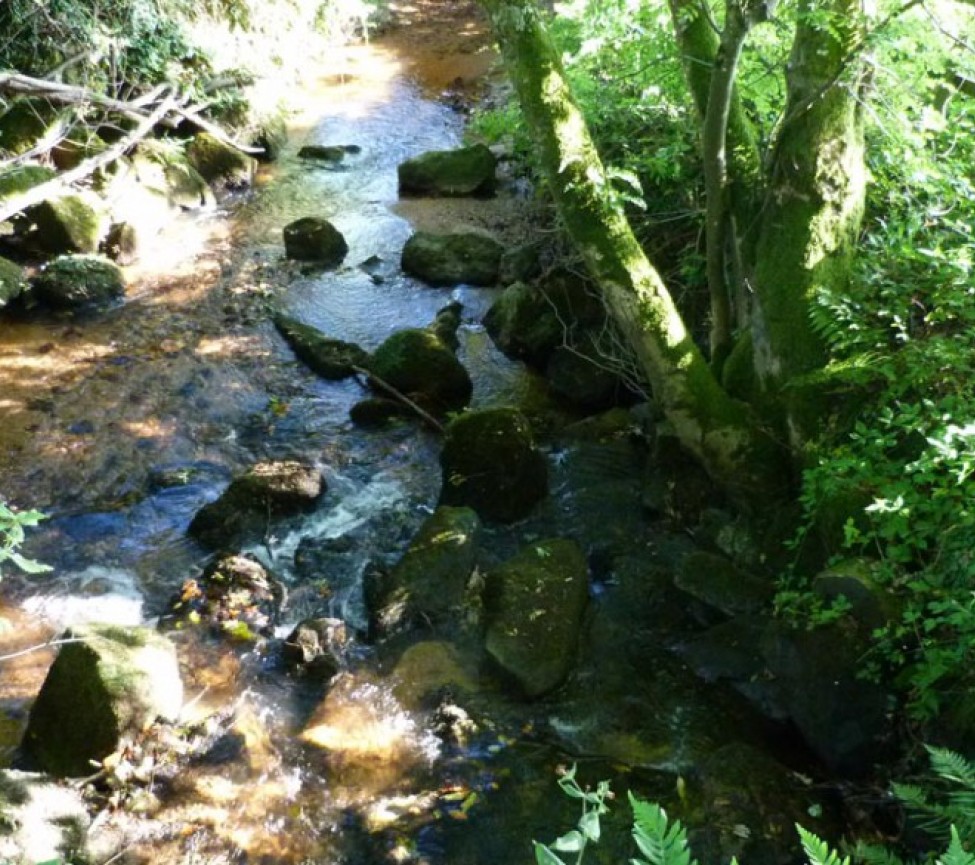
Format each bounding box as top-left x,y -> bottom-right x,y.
351,365 -> 446,433
0,636 -> 85,662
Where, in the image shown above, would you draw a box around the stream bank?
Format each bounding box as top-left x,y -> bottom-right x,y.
0,3 -> 882,865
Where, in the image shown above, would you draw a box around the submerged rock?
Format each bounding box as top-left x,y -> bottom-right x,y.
350,397 -> 412,427
401,230 -> 502,287
439,408 -> 548,522
282,617 -> 347,681
367,506 -> 481,639
185,132 -> 257,191
30,255 -> 125,310
188,459 -> 324,549
299,143 -> 361,163
484,538 -> 588,698
22,624 -> 183,776
283,216 -> 349,267
397,144 -> 496,197
274,312 -> 368,378
0,256 -> 26,309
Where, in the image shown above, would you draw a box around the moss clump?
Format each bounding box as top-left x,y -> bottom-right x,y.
185,132 -> 256,190
398,144 -> 497,198
282,217 -> 349,267
0,256 -> 26,308
401,231 -> 503,287
31,254 -> 124,309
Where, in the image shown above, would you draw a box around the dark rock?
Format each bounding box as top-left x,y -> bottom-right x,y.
429,299 -> 464,351
368,506 -> 481,639
188,459 -> 324,549
100,221 -> 139,264
185,132 -> 257,190
350,397 -> 411,427
283,217 -> 349,267
22,624 -> 183,776
252,115 -> 288,162
693,743 -> 834,865
759,621 -> 891,776
274,312 -> 368,378
675,551 -> 773,618
367,326 -> 472,416
282,617 -> 347,681
499,242 -> 542,285
546,345 -> 635,412
484,538 -> 588,698
172,553 -> 284,637
0,256 -> 26,309
397,144 -> 496,197
440,408 -> 548,522
298,144 -> 359,163
31,255 -> 125,309
401,230 -> 502,287
811,558 -> 900,632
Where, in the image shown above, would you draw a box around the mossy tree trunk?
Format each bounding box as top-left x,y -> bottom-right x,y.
480,0 -> 788,503
749,0 -> 868,439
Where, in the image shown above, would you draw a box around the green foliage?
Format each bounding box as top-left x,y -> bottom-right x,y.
0,498 -> 51,578
533,764 -> 614,865
630,794 -> 696,865
780,0 -> 975,724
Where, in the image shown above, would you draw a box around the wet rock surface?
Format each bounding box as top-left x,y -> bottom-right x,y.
397,143 -> 496,197
401,229 -> 503,286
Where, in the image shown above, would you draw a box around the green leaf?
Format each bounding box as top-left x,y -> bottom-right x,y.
940,827 -> 975,865
579,810 -> 601,842
552,830 -> 585,852
5,550 -> 53,574
534,841 -> 566,865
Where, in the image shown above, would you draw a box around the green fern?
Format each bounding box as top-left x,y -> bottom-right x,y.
797,826 -> 851,865
941,828 -> 975,865
630,793 -> 696,865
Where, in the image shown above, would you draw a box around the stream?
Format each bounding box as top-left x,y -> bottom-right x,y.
0,6 -> 816,864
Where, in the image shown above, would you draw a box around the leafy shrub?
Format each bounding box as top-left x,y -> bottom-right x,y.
0,498 -> 50,578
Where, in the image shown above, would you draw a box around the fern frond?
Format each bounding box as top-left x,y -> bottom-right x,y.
630,793 -> 695,865
939,827 -> 975,865
928,748 -> 975,790
797,825 -> 851,865
853,840 -> 910,865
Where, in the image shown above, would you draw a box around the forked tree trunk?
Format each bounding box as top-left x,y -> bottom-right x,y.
750,0 -> 868,438
480,0 -> 788,502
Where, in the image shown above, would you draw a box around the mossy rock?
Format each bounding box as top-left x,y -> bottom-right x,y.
185,132 -> 257,190
368,327 -> 472,415
401,230 -> 503,287
188,459 -> 325,549
101,221 -> 139,265
131,140 -> 213,210
283,217 -> 349,267
439,408 -> 548,523
0,165 -> 56,201
274,312 -> 368,378
0,99 -> 61,156
31,255 -> 124,309
675,551 -> 773,618
0,256 -> 26,309
499,241 -> 542,285
484,538 -> 588,698
811,558 -> 901,632
21,624 -> 183,777
546,345 -> 635,412
298,144 -> 360,163
30,192 -> 106,254
397,144 -> 496,197
251,114 -> 289,162
349,397 -> 411,427
367,506 -> 481,639
390,641 -> 479,708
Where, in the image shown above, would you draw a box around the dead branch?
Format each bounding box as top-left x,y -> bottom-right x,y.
0,91 -> 177,224
351,365 -> 446,434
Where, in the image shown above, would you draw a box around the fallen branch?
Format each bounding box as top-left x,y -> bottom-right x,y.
351,364 -> 446,433
0,91 -> 177,225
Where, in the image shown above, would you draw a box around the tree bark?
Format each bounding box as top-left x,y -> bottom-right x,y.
750,0 -> 868,437
480,0 -> 788,502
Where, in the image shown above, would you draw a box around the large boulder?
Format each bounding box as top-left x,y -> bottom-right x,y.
0,256 -> 26,309
185,132 -> 257,191
29,191 -> 106,254
30,255 -> 125,309
283,217 -> 349,267
675,551 -> 773,619
274,312 -> 368,379
484,538 -> 588,698
439,408 -> 548,522
397,144 -> 496,197
367,324 -> 472,416
0,99 -> 61,156
21,624 -> 183,777
130,140 -> 213,210
188,459 -> 324,549
483,269 -> 604,368
401,230 -> 503,287
366,506 -> 481,639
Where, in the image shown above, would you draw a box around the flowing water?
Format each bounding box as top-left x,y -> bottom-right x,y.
0,8 -> 802,864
